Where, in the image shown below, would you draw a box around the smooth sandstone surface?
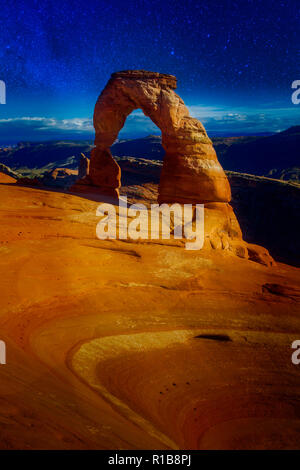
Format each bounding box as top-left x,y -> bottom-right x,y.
0,182 -> 299,449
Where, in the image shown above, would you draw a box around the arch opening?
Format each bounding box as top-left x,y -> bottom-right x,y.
110,111 -> 163,188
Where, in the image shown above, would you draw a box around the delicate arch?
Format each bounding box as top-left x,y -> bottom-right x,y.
89,70 -> 231,203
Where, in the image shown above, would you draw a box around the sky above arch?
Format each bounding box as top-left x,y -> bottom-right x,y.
0,0 -> 299,143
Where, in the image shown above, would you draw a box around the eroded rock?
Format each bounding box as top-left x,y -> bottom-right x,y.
71,70 -> 274,266
78,153 -> 90,179
74,70 -> 231,203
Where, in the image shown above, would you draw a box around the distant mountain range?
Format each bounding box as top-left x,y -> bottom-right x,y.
217,126 -> 300,176
0,126 -> 299,182
112,135 -> 165,160
0,141 -> 94,173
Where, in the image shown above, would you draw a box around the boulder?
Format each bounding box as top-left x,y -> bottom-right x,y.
42,168 -> 78,188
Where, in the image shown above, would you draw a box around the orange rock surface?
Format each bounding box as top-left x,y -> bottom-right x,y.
0,182 -> 299,449
0,171 -> 16,183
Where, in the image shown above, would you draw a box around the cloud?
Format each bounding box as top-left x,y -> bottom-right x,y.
0,116 -> 94,144
123,106 -> 300,135
0,105 -> 299,144
0,116 -> 94,131
187,104 -> 300,134
0,112 -> 159,143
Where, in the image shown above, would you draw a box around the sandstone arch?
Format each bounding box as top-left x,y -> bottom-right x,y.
88,70 -> 231,203
71,70 -> 274,266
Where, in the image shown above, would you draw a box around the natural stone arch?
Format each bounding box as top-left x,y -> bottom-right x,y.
70,70 -> 274,266
88,70 -> 231,203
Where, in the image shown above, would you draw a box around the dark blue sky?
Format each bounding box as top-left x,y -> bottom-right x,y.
0,0 -> 299,142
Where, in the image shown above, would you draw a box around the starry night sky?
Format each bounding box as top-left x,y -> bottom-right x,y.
0,0 -> 299,142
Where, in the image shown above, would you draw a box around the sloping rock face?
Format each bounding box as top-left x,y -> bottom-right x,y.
0,171 -> 16,184
0,182 -> 299,450
0,163 -> 19,180
80,70 -> 231,203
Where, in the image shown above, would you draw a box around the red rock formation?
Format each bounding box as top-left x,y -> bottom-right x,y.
50,168 -> 78,179
78,153 -> 90,179
71,70 -> 275,266
74,70 -> 230,203
42,168 -> 78,189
